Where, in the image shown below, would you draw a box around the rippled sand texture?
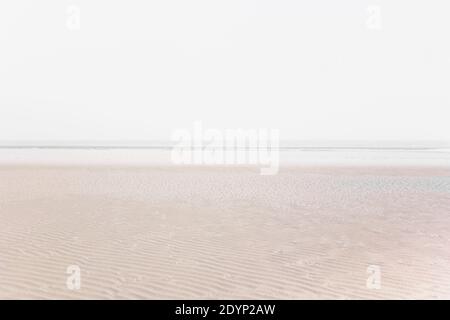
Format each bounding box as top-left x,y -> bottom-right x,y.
1,166 -> 450,299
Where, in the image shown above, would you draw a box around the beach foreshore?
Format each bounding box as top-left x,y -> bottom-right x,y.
0,164 -> 449,299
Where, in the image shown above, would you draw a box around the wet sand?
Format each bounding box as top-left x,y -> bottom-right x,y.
1,165 -> 450,299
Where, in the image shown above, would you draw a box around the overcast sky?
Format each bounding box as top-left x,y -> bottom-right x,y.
0,0 -> 449,143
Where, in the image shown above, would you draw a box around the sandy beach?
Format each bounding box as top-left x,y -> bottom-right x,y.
1,164 -> 450,299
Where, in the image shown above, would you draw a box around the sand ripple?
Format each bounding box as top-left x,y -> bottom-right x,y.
1,166 -> 450,299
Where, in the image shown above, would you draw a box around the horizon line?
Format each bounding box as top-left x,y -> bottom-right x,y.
1,140 -> 450,151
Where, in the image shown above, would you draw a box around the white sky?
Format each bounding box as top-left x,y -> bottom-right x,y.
0,0 -> 449,143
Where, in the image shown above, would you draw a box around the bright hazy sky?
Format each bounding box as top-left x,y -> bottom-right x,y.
0,1 -> 449,143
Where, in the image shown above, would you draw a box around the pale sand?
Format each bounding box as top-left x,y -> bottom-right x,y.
1,165 -> 450,299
